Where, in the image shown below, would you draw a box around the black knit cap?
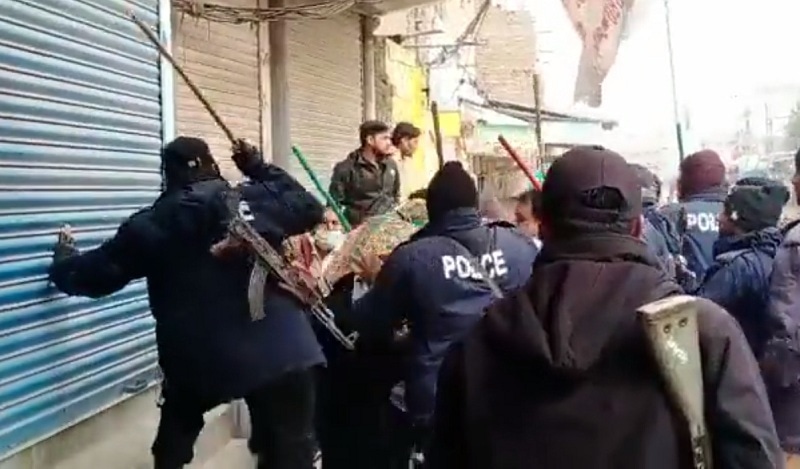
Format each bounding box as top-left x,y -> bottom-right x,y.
542,145 -> 641,227
162,136 -> 213,169
725,181 -> 789,232
679,149 -> 726,196
426,161 -> 479,221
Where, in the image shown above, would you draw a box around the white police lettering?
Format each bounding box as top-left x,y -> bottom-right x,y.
685,212 -> 718,233
238,200 -> 255,222
442,249 -> 509,280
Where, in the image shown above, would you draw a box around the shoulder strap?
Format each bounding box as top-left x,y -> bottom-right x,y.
638,295 -> 712,469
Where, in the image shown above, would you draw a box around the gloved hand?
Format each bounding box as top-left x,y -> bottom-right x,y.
53,224 -> 79,263
231,139 -> 263,177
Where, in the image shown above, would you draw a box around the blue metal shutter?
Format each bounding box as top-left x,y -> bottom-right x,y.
0,0 -> 163,457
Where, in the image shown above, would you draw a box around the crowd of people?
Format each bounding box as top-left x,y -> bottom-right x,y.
44,116 -> 800,469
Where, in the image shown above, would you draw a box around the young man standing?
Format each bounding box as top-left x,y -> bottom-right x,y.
329,120 -> 399,226
391,122 -> 422,159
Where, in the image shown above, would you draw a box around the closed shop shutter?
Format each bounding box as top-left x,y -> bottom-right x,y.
0,0 -> 163,456
173,0 -> 262,182
288,12 -> 363,194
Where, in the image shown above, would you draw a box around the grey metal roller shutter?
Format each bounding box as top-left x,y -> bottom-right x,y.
0,0 -> 163,456
173,0 -> 262,182
287,11 -> 363,196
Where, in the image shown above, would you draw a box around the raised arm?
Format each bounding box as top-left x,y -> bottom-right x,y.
49,180 -> 232,298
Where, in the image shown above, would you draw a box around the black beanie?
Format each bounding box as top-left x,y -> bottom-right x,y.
162,136 -> 213,168
724,182 -> 789,232
426,162 -> 479,221
161,136 -> 219,190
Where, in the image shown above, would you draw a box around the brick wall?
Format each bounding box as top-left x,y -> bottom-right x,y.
475,5 -> 537,105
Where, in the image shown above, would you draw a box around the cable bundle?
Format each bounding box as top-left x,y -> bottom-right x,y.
173,0 -> 358,24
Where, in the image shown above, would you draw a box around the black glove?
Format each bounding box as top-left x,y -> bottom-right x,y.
52,224 -> 79,263
231,139 -> 263,178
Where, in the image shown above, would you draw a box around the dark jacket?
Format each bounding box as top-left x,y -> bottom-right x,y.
329,149 -> 400,225
696,228 -> 782,358
426,234 -> 782,469
643,214 -> 676,278
49,165 -> 326,402
351,208 -> 538,425
661,188 -> 727,281
764,220 -> 800,452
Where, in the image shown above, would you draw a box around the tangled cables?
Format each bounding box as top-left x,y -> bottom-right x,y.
172,0 -> 358,24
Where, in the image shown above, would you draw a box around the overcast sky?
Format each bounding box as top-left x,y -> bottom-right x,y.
532,0 -> 800,146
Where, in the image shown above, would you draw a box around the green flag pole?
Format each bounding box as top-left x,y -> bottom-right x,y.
291,145 -> 352,232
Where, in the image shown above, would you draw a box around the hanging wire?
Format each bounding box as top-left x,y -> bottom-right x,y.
426,0 -> 491,67
172,0 -> 358,24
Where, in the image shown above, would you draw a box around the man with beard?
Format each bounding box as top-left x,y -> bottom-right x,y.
426,146 -> 781,469
330,120 -> 399,226
49,138 -> 325,469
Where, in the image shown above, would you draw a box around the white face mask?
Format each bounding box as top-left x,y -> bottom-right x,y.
324,230 -> 346,251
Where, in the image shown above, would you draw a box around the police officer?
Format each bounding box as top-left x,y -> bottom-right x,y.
329,120 -> 400,226
350,161 -> 539,464
660,149 -> 728,283
696,180 -> 788,356
629,163 -> 678,277
49,137 -> 326,469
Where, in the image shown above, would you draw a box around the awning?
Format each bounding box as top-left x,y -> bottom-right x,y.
463,97 -> 618,128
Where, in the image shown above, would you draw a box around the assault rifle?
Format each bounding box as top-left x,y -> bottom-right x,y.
128,12 -> 357,351
228,213 -> 358,351
638,295 -> 712,469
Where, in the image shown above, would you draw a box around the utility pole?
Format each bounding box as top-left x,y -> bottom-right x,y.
663,0 -> 684,163
532,72 -> 545,168
765,102 -> 774,154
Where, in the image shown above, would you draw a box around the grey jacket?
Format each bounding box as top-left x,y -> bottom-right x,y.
766,221 -> 800,453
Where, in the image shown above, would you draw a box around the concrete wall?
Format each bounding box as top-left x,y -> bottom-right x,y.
382,40 -> 439,195
0,387 -> 233,469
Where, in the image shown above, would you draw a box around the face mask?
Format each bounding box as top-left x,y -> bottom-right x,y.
323,230 -> 346,251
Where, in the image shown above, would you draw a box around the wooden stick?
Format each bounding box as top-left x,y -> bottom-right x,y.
128,11 -> 237,145
430,101 -> 445,169
498,135 -> 542,191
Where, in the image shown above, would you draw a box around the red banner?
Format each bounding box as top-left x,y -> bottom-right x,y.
562,0 -> 635,107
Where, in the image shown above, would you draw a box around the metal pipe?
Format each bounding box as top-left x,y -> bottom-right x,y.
663,0 -> 684,162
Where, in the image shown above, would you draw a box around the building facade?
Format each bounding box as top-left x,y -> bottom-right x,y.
0,0 -> 167,460
0,0 -> 435,466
